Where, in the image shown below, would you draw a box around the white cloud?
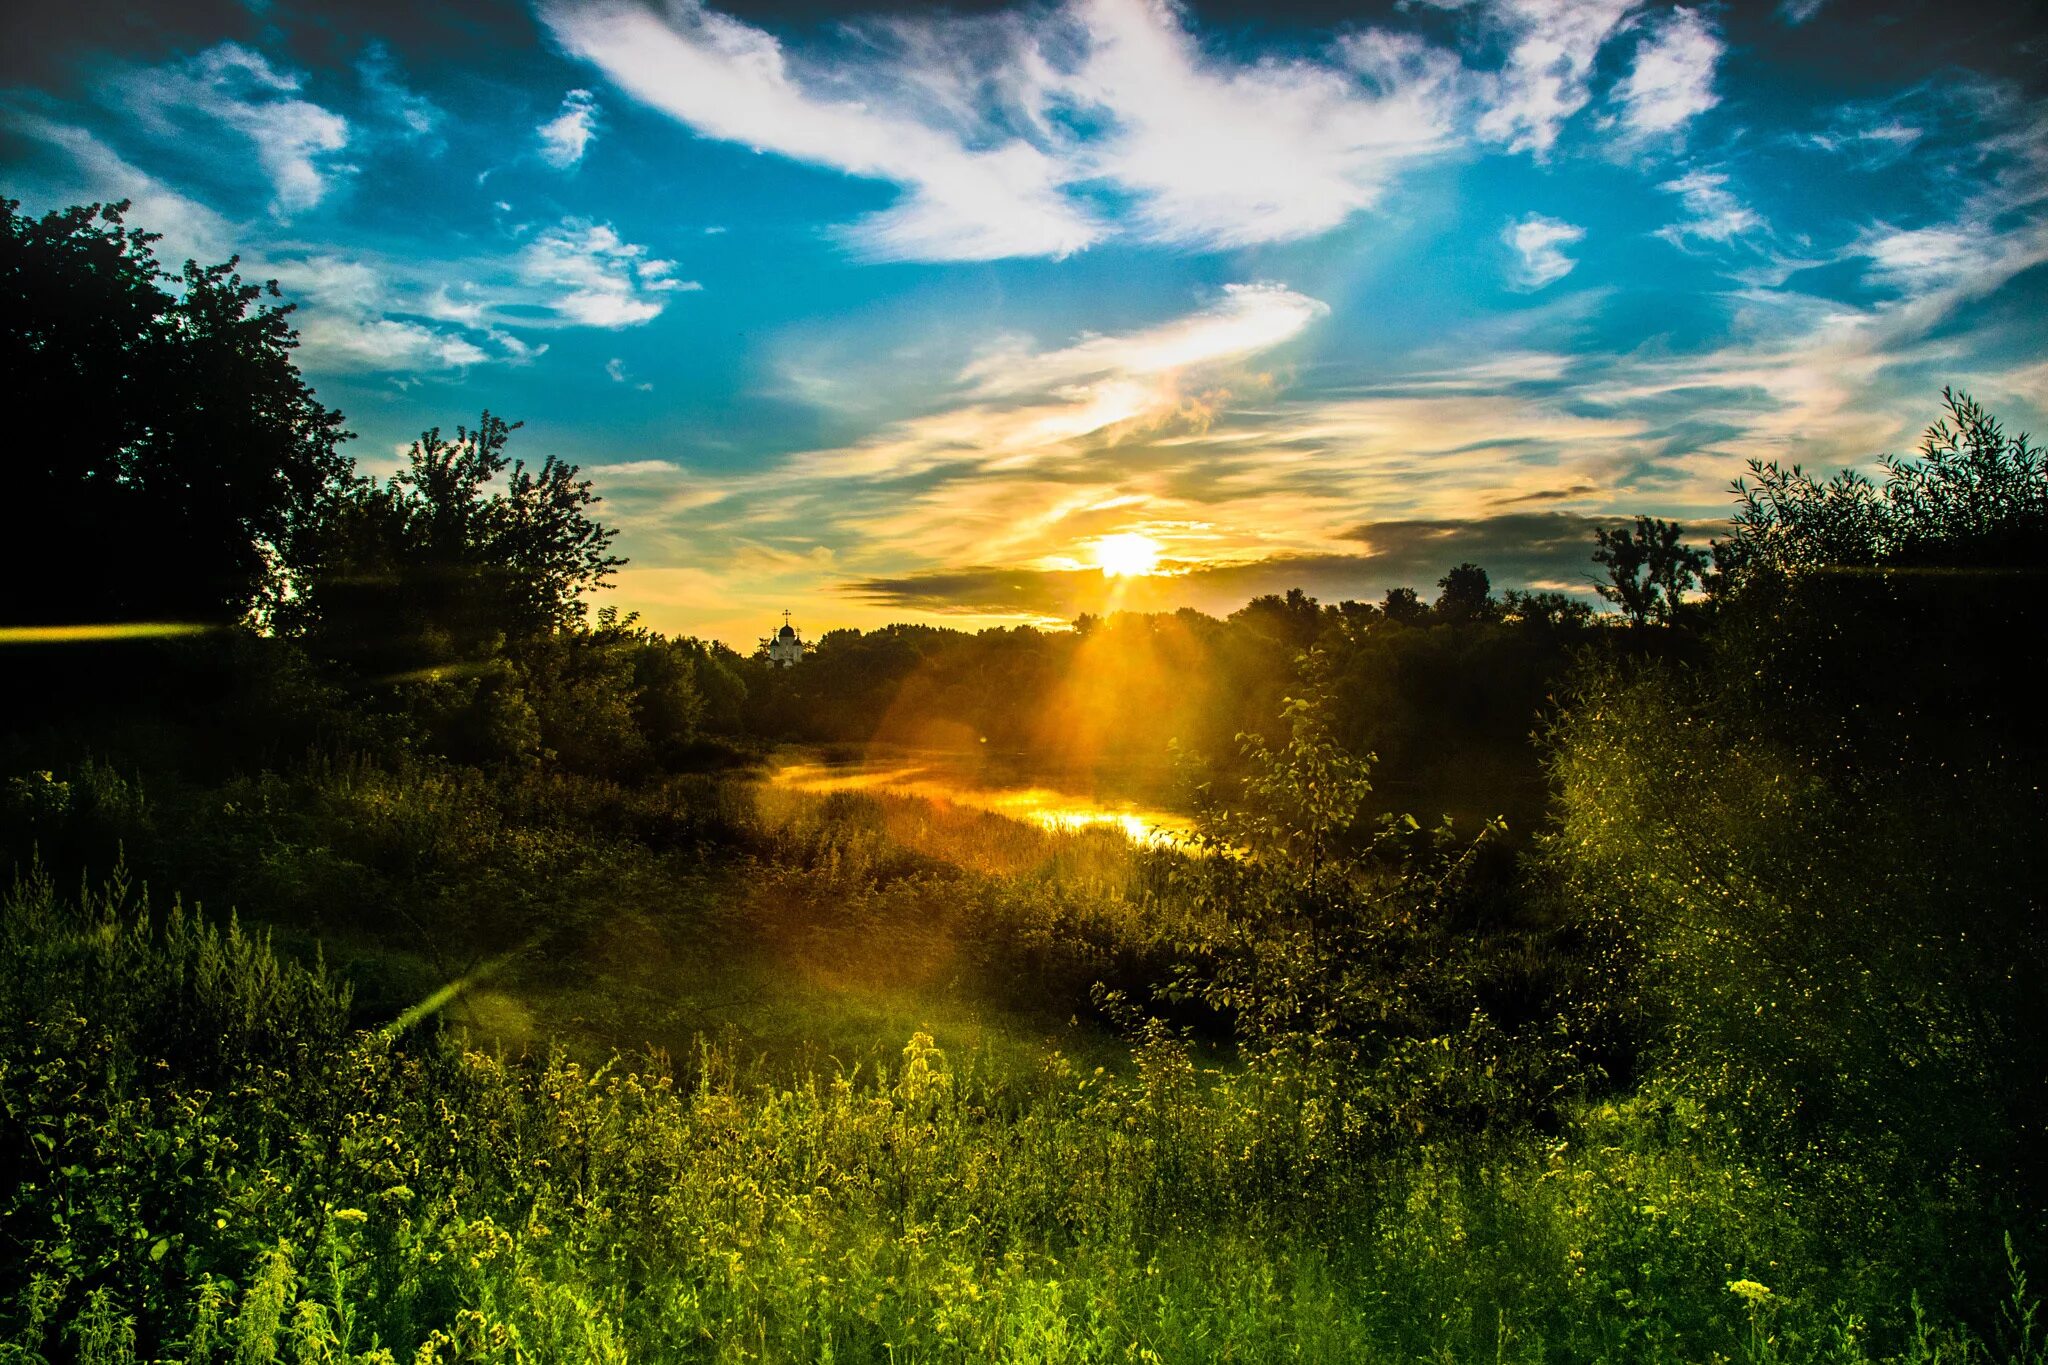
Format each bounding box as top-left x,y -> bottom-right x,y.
1800,113 -> 1922,164
543,0 -> 1469,260
1612,6 -> 1722,139
517,218 -> 698,328
1778,0 -> 1826,23
1061,0 -> 1461,248
540,0 -> 1099,262
1,113 -> 697,372
120,43 -> 352,216
267,253 -> 537,372
538,89 -> 599,169
635,282 -> 1331,574
962,282 -> 1330,396
604,356 -> 657,389
1502,212 -> 1585,289
1854,213 -> 2048,306
1452,0 -> 1641,156
1657,169 -> 1764,246
0,114 -> 237,264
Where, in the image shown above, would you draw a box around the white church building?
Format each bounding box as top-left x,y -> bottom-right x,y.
761,610 -> 808,667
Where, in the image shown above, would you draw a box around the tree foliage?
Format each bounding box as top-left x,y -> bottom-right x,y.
1,199 -> 350,625
1433,562 -> 1496,624
276,414 -> 622,679
1193,657 -> 1378,891
1723,387 -> 2046,582
1591,516 -> 1708,625
1545,392 -> 2048,1291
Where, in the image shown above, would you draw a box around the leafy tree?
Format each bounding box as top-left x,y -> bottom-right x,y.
1500,588 -> 1594,629
1432,562 -> 1496,624
277,413 -> 622,679
1196,654 -> 1376,891
1723,387 -> 2045,582
1546,392 -> 2048,1290
1,199 -> 350,625
1591,516 -> 1707,625
1229,588 -> 1327,652
1379,586 -> 1430,626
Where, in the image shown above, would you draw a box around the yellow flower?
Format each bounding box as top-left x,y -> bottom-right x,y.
1727,1279 -> 1772,1307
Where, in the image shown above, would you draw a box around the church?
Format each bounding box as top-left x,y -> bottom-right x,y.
760,610 -> 808,667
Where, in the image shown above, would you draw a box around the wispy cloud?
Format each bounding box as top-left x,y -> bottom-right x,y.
606,356 -> 654,389
0,111 -> 694,369
1611,6 -> 1722,141
844,511 -> 1620,616
538,88 -> 599,169
1444,0 -> 1640,156
543,0 -> 1469,261
118,43 -> 352,216
1502,212 -> 1585,289
516,219 -> 698,328
280,255 -> 502,372
0,114 -> 237,264
540,0 -> 1099,262
1656,169 -> 1764,246
961,282 -> 1329,398
589,283 -> 1332,591
1800,109 -> 1922,164
1062,0 -> 1462,248
357,44 -> 443,146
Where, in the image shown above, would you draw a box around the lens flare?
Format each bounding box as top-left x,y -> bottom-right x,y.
1092,532 -> 1162,578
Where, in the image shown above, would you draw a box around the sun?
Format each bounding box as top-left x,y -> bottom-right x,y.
1092,532 -> 1162,578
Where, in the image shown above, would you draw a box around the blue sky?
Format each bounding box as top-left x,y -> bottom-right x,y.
3,0 -> 2043,645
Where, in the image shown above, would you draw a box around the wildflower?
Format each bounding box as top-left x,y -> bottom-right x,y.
1727,1279 -> 1772,1307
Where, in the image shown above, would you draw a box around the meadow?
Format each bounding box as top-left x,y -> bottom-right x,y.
2,708 -> 2041,1363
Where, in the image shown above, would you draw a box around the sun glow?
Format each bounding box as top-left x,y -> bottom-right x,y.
1092,532 -> 1162,578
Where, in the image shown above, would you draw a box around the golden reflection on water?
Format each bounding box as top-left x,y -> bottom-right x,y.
767,760 -> 1195,848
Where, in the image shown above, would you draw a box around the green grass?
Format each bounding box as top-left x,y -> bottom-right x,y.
0,854 -> 2038,1363
2,750 -> 2040,1363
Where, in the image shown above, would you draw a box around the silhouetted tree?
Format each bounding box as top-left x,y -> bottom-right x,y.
1230,588 -> 1327,652
1501,589 -> 1595,629
1549,392 -> 2048,1276
1380,586 -> 1430,626
277,414 -> 621,679
2,199 -> 350,625
1591,516 -> 1706,625
1723,388 -> 2046,582
1433,563 -> 1496,623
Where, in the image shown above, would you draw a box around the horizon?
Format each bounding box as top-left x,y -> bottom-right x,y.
4,0 -> 2043,648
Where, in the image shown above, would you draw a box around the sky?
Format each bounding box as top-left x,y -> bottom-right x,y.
4,0 -> 2045,647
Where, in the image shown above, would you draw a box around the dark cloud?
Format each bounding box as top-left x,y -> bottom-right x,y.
1336,512 -> 1619,590
1,0 -> 251,87
844,512 -> 1637,618
1488,484 -> 1600,506
0,0 -> 529,87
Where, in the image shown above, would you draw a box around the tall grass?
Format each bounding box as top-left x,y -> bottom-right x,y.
1,866 -> 2035,1364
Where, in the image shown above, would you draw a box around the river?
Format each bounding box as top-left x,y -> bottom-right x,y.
765,751 -> 1196,847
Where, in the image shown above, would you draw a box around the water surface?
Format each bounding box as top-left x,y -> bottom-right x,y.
767,753 -> 1195,847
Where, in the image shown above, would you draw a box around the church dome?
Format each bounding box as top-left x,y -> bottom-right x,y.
778,623 -> 796,640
